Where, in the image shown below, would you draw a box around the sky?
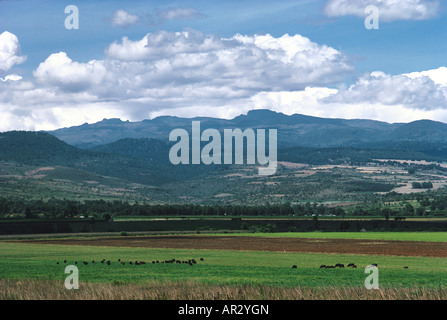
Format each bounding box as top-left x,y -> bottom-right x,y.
1,0 -> 447,131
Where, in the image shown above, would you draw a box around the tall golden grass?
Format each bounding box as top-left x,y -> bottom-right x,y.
0,279 -> 446,300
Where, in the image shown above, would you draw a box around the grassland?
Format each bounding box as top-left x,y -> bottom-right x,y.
2,279 -> 447,300
0,235 -> 446,298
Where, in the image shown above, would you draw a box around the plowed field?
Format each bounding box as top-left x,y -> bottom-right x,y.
16,235 -> 447,257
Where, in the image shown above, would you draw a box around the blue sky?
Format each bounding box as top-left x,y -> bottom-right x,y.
1,0 -> 447,130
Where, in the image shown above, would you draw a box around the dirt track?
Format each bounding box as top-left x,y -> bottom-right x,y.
13,235 -> 447,258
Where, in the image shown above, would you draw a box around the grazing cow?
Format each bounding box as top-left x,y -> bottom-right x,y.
64,260 -> 67,263
320,265 -> 326,268
347,263 -> 355,267
83,261 -> 88,265
403,266 -> 408,269
292,265 -> 297,269
200,258 -> 204,261
57,262 -> 59,265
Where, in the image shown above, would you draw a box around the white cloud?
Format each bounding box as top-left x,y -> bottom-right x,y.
105,30 -> 353,91
404,66 -> 447,87
323,71 -> 447,111
0,30 -> 355,130
105,30 -> 227,61
158,7 -> 204,21
111,9 -> 140,28
0,31 -> 27,72
1,74 -> 22,82
2,30 -> 447,131
111,7 -> 203,27
324,0 -> 440,22
33,52 -> 107,92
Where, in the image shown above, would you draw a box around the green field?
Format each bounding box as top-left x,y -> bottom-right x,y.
0,241 -> 446,290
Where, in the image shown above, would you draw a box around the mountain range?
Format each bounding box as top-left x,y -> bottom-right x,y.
48,109 -> 447,149
1,109 -> 447,203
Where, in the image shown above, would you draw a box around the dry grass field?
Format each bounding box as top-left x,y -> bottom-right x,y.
2,279 -> 446,300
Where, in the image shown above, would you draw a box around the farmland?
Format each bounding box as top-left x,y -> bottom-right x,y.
210,231 -> 447,242
1,156 -> 447,301
0,232 -> 446,300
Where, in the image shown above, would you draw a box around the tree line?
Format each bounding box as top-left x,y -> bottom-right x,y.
0,198 -> 347,219
1,194 -> 446,220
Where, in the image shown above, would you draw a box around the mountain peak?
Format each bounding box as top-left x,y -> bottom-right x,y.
98,118 -> 125,125
246,109 -> 281,116
233,109 -> 290,125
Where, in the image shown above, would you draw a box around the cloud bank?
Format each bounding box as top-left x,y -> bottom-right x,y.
1,30 -> 447,131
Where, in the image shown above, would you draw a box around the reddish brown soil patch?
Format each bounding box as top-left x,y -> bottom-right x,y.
12,235 -> 447,258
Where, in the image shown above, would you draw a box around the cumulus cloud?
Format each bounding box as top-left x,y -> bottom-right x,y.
33,52 -> 107,92
111,9 -> 140,27
0,29 -> 356,130
105,29 -> 353,91
2,29 -> 447,131
324,0 -> 440,22
404,66 -> 447,87
0,31 -> 27,72
323,71 -> 447,111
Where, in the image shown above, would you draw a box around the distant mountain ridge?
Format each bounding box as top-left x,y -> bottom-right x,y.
0,131 -> 209,186
47,110 -> 447,149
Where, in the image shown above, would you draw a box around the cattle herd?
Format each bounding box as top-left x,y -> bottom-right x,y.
319,263 -> 358,269
299,263 -> 406,269
55,259 -> 409,270
57,257 -> 205,267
